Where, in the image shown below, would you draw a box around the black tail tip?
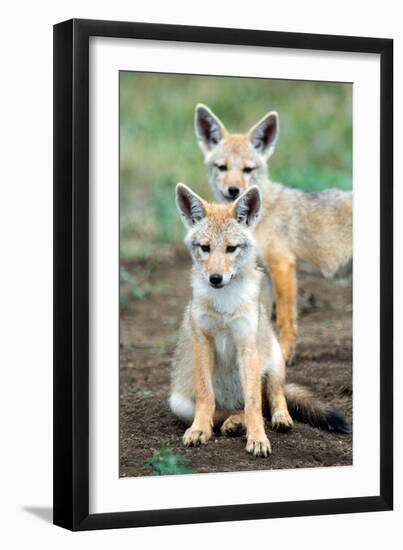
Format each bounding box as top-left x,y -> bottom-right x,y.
288,402 -> 351,433
323,409 -> 351,434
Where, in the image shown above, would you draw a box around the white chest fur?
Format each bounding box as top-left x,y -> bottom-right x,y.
191,272 -> 261,410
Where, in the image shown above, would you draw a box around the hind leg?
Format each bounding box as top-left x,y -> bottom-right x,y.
269,389 -> 293,431
265,339 -> 293,431
169,394 -> 244,432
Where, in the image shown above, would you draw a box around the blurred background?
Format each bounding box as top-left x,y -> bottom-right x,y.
120,72 -> 352,260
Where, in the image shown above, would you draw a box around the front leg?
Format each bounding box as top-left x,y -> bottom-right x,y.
238,339 -> 271,457
182,326 -> 215,447
264,253 -> 297,365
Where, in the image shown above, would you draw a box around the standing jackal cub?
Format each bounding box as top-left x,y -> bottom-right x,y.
195,104 -> 352,364
170,184 -> 349,457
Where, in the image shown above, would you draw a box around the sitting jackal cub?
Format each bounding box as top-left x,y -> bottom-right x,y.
195,104 -> 352,364
169,183 -> 349,457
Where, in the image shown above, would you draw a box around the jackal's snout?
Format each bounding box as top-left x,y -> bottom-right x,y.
209,273 -> 223,288
176,182 -> 262,290
227,186 -> 240,199
203,249 -> 234,288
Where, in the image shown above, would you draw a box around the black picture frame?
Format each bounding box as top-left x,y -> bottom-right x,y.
53,18 -> 393,531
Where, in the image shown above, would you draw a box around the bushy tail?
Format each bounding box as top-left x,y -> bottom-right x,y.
285,383 -> 350,434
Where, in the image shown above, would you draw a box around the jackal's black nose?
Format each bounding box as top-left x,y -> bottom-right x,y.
228,186 -> 240,198
209,273 -> 223,287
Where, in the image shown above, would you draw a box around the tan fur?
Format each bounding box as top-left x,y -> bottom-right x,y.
195,104 -> 352,363
221,412 -> 246,435
170,184 -> 350,458
171,184 -> 284,456
267,253 -> 297,364
182,326 -> 215,447
238,337 -> 269,454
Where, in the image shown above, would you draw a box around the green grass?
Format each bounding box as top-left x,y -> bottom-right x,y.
120,72 -> 352,259
144,447 -> 193,476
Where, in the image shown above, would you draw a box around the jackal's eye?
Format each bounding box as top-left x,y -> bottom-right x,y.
215,164 -> 227,172
200,244 -> 210,253
226,245 -> 238,253
243,166 -> 255,174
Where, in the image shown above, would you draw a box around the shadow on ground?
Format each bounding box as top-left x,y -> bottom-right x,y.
22,506 -> 53,524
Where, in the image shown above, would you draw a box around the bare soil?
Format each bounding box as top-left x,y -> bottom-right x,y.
120,256 -> 352,477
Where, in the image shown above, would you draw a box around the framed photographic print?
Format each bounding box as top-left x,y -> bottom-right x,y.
53,18 -> 393,531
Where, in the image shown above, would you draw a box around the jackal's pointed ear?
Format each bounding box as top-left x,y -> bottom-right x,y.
195,104 -> 225,154
249,111 -> 279,158
176,183 -> 206,227
233,186 -> 261,227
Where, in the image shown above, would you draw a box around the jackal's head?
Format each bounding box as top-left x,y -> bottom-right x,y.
176,183 -> 261,289
195,104 -> 279,203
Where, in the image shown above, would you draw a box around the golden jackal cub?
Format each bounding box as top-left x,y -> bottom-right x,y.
170,183 -> 349,457
195,104 -> 352,364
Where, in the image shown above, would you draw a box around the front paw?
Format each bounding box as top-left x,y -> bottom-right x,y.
246,435 -> 272,457
271,409 -> 294,432
182,426 -> 212,447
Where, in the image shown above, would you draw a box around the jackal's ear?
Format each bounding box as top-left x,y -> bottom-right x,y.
233,186 -> 261,227
195,104 -> 225,154
249,111 -> 279,158
176,183 -> 206,227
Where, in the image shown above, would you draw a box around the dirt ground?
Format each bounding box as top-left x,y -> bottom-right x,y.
120,256 -> 352,477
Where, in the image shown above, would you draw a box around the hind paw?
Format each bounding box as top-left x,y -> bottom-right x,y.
221,414 -> 246,436
271,410 -> 294,431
